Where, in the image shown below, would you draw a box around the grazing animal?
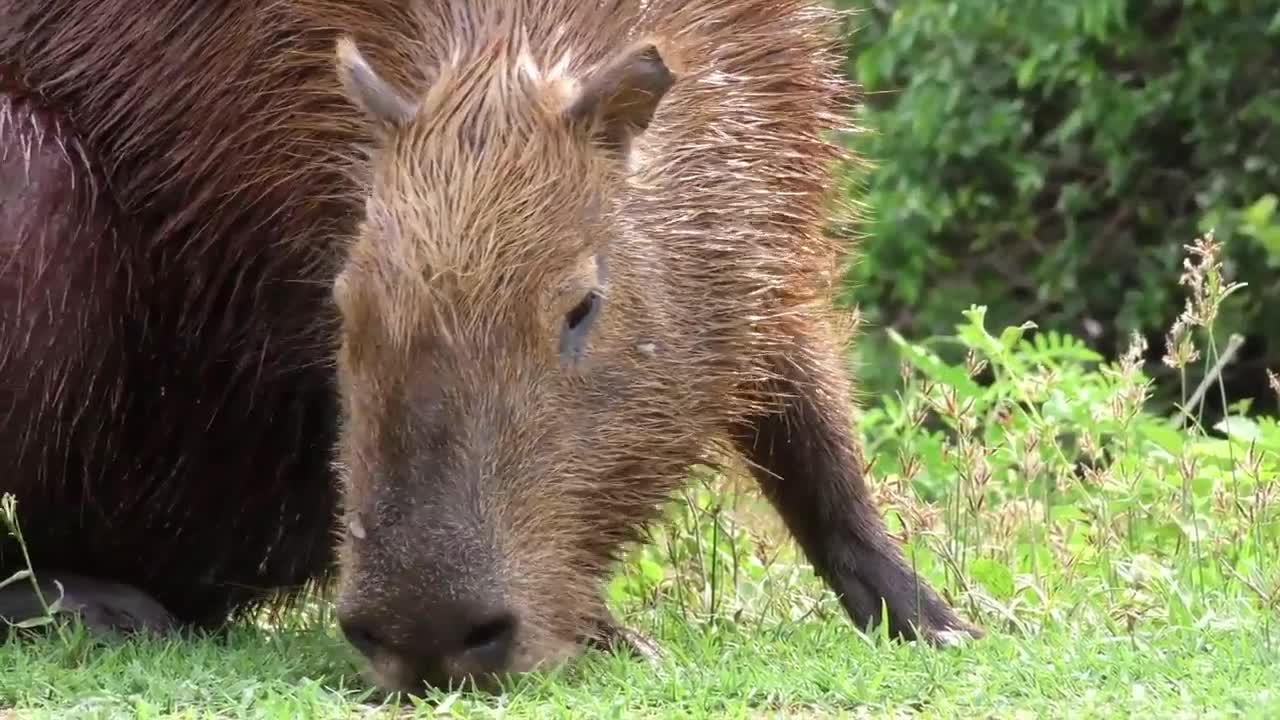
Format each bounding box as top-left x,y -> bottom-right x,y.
0,0 -> 982,694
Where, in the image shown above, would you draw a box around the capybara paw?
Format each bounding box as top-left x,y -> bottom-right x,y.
587,620 -> 663,664
909,591 -> 986,646
0,572 -> 177,637
916,615 -> 985,647
839,571 -> 984,647
881,604 -> 985,648
67,590 -> 178,637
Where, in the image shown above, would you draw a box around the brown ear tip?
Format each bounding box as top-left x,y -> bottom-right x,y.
637,42 -> 664,62
335,35 -> 358,62
632,43 -> 679,98
635,40 -> 679,79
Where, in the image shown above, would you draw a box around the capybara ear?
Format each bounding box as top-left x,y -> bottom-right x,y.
565,40 -> 677,157
335,36 -> 418,129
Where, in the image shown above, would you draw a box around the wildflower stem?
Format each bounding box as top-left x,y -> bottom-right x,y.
1177,333 -> 1246,430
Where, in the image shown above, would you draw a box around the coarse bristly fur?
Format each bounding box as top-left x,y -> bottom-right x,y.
0,0 -> 982,697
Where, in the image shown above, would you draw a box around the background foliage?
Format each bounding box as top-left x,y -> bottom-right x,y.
831,0 -> 1280,418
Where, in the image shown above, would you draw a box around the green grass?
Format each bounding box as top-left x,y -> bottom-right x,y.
2,233 -> 1278,718
1,600 -> 1277,719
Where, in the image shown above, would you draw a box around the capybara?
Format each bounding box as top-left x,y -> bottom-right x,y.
0,0 -> 982,694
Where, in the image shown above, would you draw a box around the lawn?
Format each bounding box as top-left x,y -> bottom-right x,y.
2,235 -> 1277,718
0,598 -> 1275,718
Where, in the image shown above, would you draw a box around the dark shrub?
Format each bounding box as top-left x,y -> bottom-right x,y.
834,0 -> 1280,416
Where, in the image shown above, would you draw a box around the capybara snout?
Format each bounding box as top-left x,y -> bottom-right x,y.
337,579 -> 520,691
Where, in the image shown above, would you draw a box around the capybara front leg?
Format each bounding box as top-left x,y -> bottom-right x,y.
0,570 -> 178,637
732,334 -> 983,645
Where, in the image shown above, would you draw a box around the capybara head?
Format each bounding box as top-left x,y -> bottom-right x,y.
328,30 -> 681,692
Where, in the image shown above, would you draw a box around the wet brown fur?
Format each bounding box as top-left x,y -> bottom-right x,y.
330,0 -> 875,689
0,0 -> 981,695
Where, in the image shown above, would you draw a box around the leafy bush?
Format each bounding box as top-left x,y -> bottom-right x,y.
863,305 -> 1278,628
613,233 -> 1278,646
832,0 -> 1280,414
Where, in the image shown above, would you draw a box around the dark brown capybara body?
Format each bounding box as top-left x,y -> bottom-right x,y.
0,3 -> 368,629
0,0 -> 982,694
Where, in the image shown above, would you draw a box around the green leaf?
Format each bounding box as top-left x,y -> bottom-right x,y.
1139,421 -> 1186,456
1243,194 -> 1277,228
1016,56 -> 1040,90
1190,473 -> 1216,499
0,569 -> 30,590
969,558 -> 1015,599
1050,505 -> 1088,524
956,306 -> 1002,357
999,321 -> 1040,353
1215,416 -> 1263,444
886,329 -> 984,399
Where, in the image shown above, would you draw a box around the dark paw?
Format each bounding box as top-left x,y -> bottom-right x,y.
0,571 -> 177,637
837,559 -> 985,647
914,614 -> 985,647
585,619 -> 663,664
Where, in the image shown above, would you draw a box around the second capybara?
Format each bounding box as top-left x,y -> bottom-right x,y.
0,0 -> 982,694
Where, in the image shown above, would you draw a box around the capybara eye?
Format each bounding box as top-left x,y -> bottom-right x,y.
565,291 -> 599,332
559,290 -> 601,363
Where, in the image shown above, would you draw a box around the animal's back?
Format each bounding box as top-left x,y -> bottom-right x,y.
0,0 -> 387,624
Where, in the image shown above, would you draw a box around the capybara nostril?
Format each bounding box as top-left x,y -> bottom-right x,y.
338,614 -> 389,660
336,596 -> 519,688
459,611 -> 517,664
